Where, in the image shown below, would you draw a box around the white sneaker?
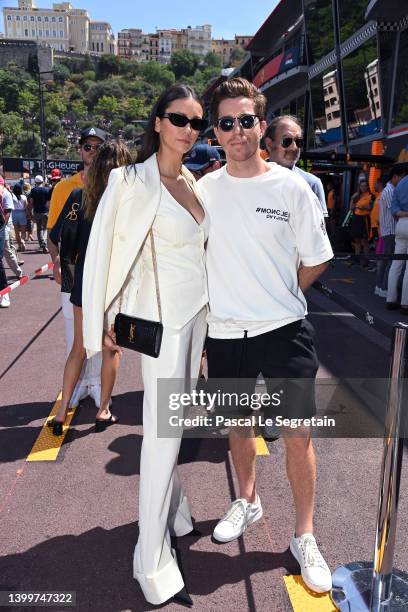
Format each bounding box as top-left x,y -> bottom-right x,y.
213,496 -> 263,543
0,294 -> 10,308
69,382 -> 89,409
290,533 -> 332,593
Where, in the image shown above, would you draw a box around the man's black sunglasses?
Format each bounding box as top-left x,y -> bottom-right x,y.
280,137 -> 304,149
217,114 -> 259,132
159,112 -> 208,132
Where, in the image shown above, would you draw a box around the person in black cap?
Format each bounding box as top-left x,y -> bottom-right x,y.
47,125 -> 109,410
183,143 -> 221,180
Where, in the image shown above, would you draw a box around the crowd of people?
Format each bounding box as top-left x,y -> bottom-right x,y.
0,168 -> 63,308
2,74 -> 407,608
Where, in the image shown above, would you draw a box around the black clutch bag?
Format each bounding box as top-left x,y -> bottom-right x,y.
114,230 -> 163,358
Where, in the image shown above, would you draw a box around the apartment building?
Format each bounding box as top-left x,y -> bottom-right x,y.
117,24 -> 212,62
90,21 -> 116,55
3,0 -> 115,54
212,34 -> 252,66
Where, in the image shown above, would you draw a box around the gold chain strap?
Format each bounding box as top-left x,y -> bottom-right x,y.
118,227 -> 162,323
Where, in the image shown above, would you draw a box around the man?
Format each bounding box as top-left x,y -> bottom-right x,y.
1,179 -> 23,279
198,78 -> 333,593
387,172 -> 408,313
47,126 -> 108,409
46,168 -> 63,208
376,168 -> 405,298
264,115 -> 328,218
184,143 -> 222,180
0,180 -> 10,307
27,175 -> 50,253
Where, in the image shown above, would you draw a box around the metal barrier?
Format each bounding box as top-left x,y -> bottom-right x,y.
331,323 -> 408,611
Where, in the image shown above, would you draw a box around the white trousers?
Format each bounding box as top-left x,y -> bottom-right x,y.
387,218 -> 408,306
61,292 -> 102,386
133,307 -> 207,605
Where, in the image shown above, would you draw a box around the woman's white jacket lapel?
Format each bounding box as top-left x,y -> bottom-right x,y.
82,152 -> 199,357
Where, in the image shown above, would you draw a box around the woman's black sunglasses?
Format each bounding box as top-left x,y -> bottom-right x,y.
217,114 -> 259,132
159,112 -> 208,132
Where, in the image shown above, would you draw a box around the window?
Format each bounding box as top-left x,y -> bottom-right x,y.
101,42 -> 104,51
60,30 -> 64,37
330,97 -> 337,105
25,29 -> 28,36
376,101 -> 380,110
16,16 -> 20,21
31,16 -> 35,21
39,30 -> 42,36
325,100 -> 330,108
32,29 -> 35,36
52,16 -> 56,22
59,17 -> 63,22
332,110 -> 340,118
327,113 -> 332,120
92,42 -> 95,50
53,30 -> 56,37
372,76 -> 377,85
374,88 -> 378,96
328,86 -> 333,94
37,16 -> 41,21
96,42 -> 99,51
46,30 -> 49,36
23,16 -> 27,21
7,15 -> 11,21
45,16 -> 49,22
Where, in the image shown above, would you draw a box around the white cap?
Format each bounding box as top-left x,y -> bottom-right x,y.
34,175 -> 43,183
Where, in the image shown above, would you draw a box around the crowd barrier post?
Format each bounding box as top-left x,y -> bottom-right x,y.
331,323 -> 408,611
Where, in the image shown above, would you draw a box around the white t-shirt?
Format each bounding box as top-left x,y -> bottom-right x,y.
198,163 -> 334,339
2,189 -> 14,236
12,192 -> 27,211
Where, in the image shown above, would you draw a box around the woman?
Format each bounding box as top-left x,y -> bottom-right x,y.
11,184 -> 28,251
82,84 -> 209,607
48,140 -> 133,435
349,179 -> 375,268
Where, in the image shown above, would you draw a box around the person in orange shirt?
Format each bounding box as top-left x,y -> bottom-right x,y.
47,126 -> 109,409
349,179 -> 375,269
370,177 -> 383,242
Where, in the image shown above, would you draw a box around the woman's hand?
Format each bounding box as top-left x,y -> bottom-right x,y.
103,325 -> 123,355
53,255 -> 61,285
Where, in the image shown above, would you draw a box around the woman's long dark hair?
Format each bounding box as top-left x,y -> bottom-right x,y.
84,139 -> 133,219
136,84 -> 205,164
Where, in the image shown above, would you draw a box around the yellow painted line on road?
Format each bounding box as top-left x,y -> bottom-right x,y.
283,575 -> 336,611
255,433 -> 269,455
27,392 -> 77,462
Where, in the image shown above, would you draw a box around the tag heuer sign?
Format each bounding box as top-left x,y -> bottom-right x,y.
2,157 -> 83,175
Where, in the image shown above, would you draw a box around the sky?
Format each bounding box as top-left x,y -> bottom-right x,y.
0,0 -> 279,39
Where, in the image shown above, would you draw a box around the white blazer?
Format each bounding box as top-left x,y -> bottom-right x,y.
82,153 -> 203,357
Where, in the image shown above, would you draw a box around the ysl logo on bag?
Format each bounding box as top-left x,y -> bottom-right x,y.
128,323 -> 136,342
66,202 -> 80,221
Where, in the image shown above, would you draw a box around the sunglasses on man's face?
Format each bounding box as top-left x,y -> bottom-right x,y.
159,112 -> 208,132
280,137 -> 304,149
217,114 -> 259,132
82,143 -> 102,152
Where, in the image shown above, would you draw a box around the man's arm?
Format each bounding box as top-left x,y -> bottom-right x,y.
298,261 -> 330,293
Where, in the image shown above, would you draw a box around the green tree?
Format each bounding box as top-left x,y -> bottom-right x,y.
203,51 -> 222,68
16,132 -> 42,158
94,95 -> 120,119
71,99 -> 88,119
170,50 -> 200,79
96,54 -> 121,79
139,62 -> 175,88
53,63 -> 71,85
45,92 -> 67,118
87,80 -> 124,108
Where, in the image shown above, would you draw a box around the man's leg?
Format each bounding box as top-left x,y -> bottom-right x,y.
3,234 -> 22,277
283,428 -> 315,536
230,429 -> 257,502
206,334 -> 263,542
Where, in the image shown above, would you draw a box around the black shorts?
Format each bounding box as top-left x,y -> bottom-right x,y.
206,319 -> 318,420
350,214 -> 370,240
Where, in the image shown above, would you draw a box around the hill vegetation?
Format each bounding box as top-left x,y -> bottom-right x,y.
0,50 -> 229,160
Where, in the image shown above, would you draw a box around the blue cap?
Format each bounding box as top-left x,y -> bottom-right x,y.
184,144 -> 221,171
